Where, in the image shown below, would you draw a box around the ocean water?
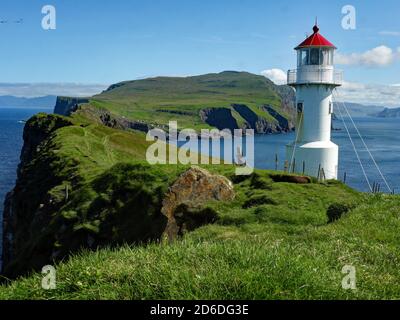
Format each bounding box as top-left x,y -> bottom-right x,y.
177,117 -> 400,194
0,107 -> 52,263
252,117 -> 400,193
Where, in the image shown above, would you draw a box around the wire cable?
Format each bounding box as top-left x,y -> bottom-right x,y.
334,89 -> 392,193
333,91 -> 373,191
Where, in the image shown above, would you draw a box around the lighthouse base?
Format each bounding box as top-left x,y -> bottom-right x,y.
286,141 -> 338,180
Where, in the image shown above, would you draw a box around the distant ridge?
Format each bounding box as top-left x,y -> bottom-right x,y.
333,102 -> 385,117
372,107 -> 400,118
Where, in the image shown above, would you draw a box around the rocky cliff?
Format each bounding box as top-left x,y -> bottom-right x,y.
54,96 -> 89,116
2,114 -> 75,274
0,112 -> 235,278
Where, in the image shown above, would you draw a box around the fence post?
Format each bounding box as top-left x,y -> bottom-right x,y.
284,160 -> 289,173
275,153 -> 278,171
320,168 -> 326,181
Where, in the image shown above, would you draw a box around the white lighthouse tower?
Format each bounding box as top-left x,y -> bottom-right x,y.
286,24 -> 342,179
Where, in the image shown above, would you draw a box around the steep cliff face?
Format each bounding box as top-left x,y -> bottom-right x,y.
1,111 -> 236,278
199,104 -> 295,134
261,105 -> 295,132
54,97 -> 89,116
2,114 -> 74,274
199,107 -> 243,131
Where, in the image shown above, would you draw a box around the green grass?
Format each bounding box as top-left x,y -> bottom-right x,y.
1,192 -> 399,300
1,112 -> 399,300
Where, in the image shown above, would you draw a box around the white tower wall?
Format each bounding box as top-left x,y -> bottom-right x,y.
286,84 -> 339,180
297,85 -> 333,142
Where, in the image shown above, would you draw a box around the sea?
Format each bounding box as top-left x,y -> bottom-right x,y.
0,109 -> 398,263
252,117 -> 400,193
175,117 -> 400,194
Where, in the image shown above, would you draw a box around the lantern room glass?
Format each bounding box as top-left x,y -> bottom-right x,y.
297,48 -> 334,66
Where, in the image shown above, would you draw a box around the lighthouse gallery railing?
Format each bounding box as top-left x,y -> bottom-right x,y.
287,69 -> 343,86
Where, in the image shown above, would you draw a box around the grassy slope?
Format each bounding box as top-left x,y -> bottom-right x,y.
1,112 -> 399,299
88,71 -> 288,130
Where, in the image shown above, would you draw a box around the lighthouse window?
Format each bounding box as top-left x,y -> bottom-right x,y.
329,102 -> 333,114
320,49 -> 334,66
299,49 -> 309,66
310,48 -> 320,65
297,102 -> 304,113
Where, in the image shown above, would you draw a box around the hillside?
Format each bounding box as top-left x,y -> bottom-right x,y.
373,107 -> 400,118
55,71 -> 296,133
1,108 -> 400,299
333,102 -> 385,117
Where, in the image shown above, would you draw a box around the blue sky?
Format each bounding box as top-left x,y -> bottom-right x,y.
0,0 -> 399,105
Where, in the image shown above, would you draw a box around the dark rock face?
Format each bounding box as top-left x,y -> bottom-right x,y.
232,104 -> 259,128
161,166 -> 235,241
54,97 -> 89,116
232,104 -> 277,134
262,105 -> 295,132
86,107 -> 158,133
200,104 -> 295,134
199,108 -> 241,131
1,115 -> 74,274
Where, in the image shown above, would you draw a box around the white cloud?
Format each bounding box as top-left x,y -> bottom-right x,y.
338,81 -> 400,107
335,45 -> 400,66
261,68 -> 287,85
0,83 -> 109,98
260,67 -> 399,106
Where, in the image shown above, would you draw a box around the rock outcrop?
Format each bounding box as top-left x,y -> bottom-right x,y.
161,167 -> 235,241
54,96 -> 89,116
262,105 -> 295,132
200,104 -> 295,134
199,107 -> 243,132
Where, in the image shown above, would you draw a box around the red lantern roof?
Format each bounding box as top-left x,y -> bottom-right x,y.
295,25 -> 336,50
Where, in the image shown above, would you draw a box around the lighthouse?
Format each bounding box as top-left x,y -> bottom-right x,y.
286,24 -> 342,179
